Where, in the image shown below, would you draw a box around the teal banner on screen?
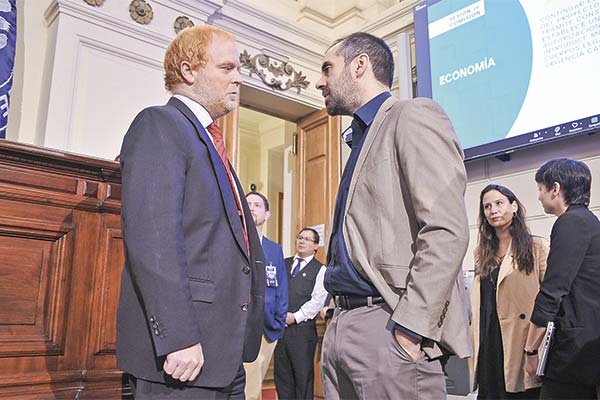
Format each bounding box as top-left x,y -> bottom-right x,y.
428,0 -> 532,149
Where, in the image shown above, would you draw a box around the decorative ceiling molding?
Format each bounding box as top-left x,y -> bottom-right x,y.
173,15 -> 194,34
298,5 -> 367,30
129,0 -> 154,25
45,1 -> 170,47
215,0 -> 330,62
360,0 -> 418,38
83,0 -> 105,6
45,0 -> 220,49
240,49 -> 310,94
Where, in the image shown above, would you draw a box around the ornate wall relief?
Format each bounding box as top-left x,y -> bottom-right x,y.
83,0 -> 105,5
129,0 -> 153,25
174,16 -> 194,34
240,50 -> 310,94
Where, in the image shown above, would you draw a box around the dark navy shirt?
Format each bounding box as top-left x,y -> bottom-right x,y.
324,92 -> 422,341
324,92 -> 390,297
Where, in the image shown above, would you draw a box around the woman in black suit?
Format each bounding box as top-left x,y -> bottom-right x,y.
525,158 -> 600,400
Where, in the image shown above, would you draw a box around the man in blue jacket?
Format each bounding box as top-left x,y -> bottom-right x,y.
244,192 -> 288,400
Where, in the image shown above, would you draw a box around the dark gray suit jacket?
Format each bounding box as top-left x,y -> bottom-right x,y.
116,97 -> 265,387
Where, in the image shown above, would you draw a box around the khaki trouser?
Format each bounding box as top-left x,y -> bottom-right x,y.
243,335 -> 277,400
322,303 -> 446,400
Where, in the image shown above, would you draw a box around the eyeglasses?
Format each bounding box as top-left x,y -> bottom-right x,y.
296,236 -> 317,243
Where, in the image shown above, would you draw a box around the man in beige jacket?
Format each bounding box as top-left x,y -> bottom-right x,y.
316,32 -> 472,399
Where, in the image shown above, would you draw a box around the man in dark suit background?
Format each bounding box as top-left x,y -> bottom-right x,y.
274,227 -> 327,400
117,25 -> 265,399
525,158 -> 600,400
243,192 -> 288,400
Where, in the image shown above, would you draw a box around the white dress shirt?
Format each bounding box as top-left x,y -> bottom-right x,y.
291,254 -> 328,324
173,94 -> 244,212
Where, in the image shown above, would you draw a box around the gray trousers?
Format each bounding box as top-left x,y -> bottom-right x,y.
321,303 -> 446,400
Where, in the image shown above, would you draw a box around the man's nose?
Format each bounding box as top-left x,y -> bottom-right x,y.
316,76 -> 325,90
233,68 -> 242,85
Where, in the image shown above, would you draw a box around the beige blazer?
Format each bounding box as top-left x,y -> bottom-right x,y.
338,96 -> 472,359
469,236 -> 549,392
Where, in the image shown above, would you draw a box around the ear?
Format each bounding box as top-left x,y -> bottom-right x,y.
180,60 -> 195,85
353,53 -> 369,79
511,200 -> 518,215
551,182 -> 561,198
264,210 -> 271,221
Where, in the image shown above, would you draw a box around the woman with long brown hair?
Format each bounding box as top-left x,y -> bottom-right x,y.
470,184 -> 549,399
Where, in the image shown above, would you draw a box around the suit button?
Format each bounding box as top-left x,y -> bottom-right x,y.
242,265 -> 251,274
154,329 -> 160,336
241,303 -> 248,312
150,316 -> 156,323
519,313 -> 526,320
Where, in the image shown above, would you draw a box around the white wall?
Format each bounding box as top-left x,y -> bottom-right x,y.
6,0 -> 333,160
464,133 -> 600,270
6,0 -> 54,144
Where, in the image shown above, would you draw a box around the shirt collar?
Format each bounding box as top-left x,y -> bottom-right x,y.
353,91 -> 392,129
295,254 -> 314,264
173,94 -> 214,129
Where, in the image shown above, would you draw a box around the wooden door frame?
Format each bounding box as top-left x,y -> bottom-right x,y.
294,109 -> 341,256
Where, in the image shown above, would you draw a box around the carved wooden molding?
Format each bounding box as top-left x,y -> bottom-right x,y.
0,140 -> 121,213
0,141 -> 120,183
240,50 -> 310,94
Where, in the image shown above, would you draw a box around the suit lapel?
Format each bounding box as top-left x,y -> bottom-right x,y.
345,96 -> 399,214
233,171 -> 258,262
496,242 -> 514,288
169,98 -> 249,260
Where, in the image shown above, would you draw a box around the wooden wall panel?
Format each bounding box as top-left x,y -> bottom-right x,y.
88,214 -> 124,371
0,141 -> 127,399
0,214 -> 74,357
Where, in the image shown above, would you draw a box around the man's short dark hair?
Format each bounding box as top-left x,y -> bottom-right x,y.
300,227 -> 320,245
331,32 -> 394,88
535,158 -> 591,206
246,191 -> 269,211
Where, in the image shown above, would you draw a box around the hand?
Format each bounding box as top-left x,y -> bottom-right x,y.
394,329 -> 421,362
319,307 -> 329,319
163,343 -> 204,382
285,312 -> 296,326
525,354 -> 539,377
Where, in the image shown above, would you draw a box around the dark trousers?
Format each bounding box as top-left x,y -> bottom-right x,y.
274,321 -> 317,400
478,387 -> 541,399
540,378 -> 597,400
129,364 -> 246,399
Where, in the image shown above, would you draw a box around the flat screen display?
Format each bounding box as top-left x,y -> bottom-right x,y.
414,0 -> 600,160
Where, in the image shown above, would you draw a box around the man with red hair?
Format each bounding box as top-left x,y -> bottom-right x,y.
117,25 -> 265,398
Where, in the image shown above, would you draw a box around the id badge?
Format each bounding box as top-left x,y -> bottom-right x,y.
266,263 -> 278,287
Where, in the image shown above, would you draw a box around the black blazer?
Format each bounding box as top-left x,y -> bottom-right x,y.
531,204 -> 600,384
116,97 -> 265,387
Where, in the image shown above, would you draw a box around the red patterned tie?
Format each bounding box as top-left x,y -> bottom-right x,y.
207,123 -> 249,255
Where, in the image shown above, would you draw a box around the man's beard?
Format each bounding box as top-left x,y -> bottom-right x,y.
326,68 -> 360,116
